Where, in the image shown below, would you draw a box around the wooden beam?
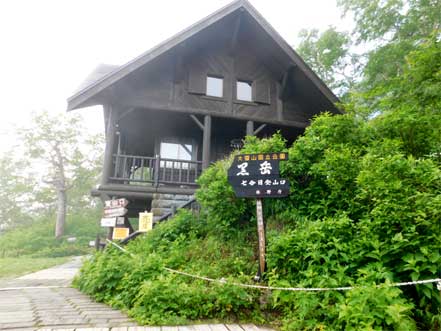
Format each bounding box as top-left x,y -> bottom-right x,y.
254,123 -> 267,135
230,11 -> 243,55
120,103 -> 308,129
276,82 -> 283,121
117,107 -> 136,121
101,104 -> 117,185
246,121 -> 254,136
94,183 -> 197,196
190,114 -> 205,130
202,115 -> 212,170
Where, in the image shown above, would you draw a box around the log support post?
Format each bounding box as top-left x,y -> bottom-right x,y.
202,115 -> 212,170
191,114 -> 212,170
246,120 -> 254,136
102,104 -> 117,186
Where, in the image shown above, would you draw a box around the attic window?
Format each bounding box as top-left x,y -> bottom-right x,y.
206,76 -> 223,98
237,80 -> 253,102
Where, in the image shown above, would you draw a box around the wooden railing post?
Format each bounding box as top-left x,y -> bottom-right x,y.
154,154 -> 160,187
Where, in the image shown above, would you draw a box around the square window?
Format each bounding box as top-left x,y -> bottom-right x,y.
237,80 -> 252,102
206,76 -> 223,98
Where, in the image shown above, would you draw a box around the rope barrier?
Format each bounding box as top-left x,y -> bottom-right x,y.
106,239 -> 441,292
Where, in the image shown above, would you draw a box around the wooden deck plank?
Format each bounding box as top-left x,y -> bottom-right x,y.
192,325 -> 213,331
224,325 -> 244,331
240,325 -> 260,331
208,324 -> 229,331
161,327 -> 179,331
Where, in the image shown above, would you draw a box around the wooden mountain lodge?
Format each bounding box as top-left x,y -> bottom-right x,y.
67,0 -> 339,220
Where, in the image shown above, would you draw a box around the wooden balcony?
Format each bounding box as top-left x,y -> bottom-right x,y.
109,154 -> 203,187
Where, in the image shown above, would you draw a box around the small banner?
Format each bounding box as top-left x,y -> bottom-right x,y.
139,212 -> 153,232
112,227 -> 130,240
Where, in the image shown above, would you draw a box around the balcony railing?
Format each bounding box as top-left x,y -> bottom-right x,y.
109,154 -> 202,186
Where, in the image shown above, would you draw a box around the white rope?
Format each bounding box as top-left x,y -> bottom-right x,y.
107,239 -> 441,292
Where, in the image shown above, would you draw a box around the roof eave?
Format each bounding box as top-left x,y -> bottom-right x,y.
66,0 -> 246,111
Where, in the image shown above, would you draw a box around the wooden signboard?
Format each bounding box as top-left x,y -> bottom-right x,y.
101,217 -> 125,227
112,227 -> 130,240
105,198 -> 129,208
139,212 -> 153,232
101,217 -> 117,227
103,207 -> 128,217
227,152 -> 290,281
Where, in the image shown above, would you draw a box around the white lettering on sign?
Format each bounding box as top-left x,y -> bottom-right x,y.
236,162 -> 250,176
101,217 -> 117,227
237,179 -> 288,187
259,161 -> 272,175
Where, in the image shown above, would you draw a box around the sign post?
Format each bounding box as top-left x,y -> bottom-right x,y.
256,198 -> 266,279
103,198 -> 130,240
227,152 -> 289,281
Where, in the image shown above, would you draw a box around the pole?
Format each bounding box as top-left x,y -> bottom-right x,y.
256,198 -> 266,280
246,120 -> 254,136
202,115 -> 212,170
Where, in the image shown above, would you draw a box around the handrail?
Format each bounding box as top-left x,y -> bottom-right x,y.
111,154 -> 202,186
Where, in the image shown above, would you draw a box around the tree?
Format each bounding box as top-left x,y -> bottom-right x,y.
296,27 -> 361,95
337,0 -> 441,91
297,0 -> 441,102
20,111 -> 103,239
0,153 -> 34,230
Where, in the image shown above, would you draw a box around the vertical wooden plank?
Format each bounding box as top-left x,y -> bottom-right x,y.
140,158 -> 145,181
171,161 -> 175,182
256,199 -> 266,278
246,121 -> 254,136
276,82 -> 283,121
101,104 -> 117,185
186,162 -> 190,183
122,156 -> 127,179
202,115 -> 212,170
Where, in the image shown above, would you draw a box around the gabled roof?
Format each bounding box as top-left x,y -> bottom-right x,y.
72,64 -> 119,95
67,0 -> 339,111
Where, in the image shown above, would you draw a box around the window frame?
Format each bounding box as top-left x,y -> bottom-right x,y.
205,75 -> 224,98
236,79 -> 253,102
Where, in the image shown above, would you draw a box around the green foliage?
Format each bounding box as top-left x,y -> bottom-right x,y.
75,210 -> 263,325
0,210 -> 103,257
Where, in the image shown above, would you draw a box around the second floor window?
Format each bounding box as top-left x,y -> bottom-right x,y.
237,80 -> 252,102
206,76 -> 223,98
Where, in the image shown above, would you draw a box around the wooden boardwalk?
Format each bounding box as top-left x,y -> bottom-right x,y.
0,258 -> 275,331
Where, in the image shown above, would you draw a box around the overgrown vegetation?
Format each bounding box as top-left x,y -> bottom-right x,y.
75,38 -> 441,330
0,209 -> 104,258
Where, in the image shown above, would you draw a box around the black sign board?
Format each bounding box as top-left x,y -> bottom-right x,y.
227,153 -> 290,198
